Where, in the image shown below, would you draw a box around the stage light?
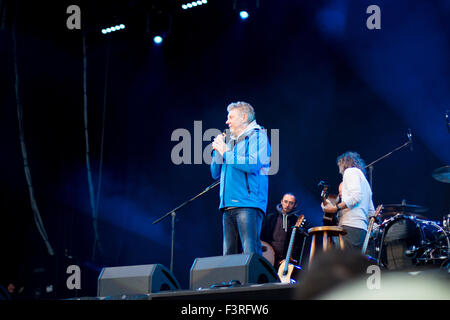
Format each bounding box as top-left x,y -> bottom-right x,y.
239,11 -> 249,19
233,1 -> 259,20
101,24 -> 126,35
181,0 -> 207,10
153,35 -> 163,44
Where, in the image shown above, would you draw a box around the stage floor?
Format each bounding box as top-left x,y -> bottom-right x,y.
93,282 -> 297,300
149,282 -> 297,300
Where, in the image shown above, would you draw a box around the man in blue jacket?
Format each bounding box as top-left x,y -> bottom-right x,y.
211,101 -> 271,256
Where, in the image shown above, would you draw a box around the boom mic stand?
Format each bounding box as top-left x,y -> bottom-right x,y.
364,132 -> 412,267
365,131 -> 413,190
152,180 -> 220,273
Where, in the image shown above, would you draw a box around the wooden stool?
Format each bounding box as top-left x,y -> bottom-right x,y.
308,226 -> 347,267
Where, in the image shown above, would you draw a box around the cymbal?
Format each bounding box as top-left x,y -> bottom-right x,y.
432,165 -> 450,183
382,204 -> 429,214
380,211 -> 427,220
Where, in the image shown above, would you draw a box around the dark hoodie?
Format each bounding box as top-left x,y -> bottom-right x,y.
260,204 -> 307,267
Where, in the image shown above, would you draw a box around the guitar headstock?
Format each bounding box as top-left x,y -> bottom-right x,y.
374,205 -> 383,218
295,214 -> 306,228
318,180 -> 329,198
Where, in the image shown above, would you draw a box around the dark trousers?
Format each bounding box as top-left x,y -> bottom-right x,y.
223,207 -> 263,256
341,225 -> 367,250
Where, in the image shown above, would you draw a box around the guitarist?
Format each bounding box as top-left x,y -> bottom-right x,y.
261,193 -> 307,268
321,151 -> 376,250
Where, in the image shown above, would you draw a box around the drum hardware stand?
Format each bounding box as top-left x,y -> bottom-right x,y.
410,236 -> 450,264
374,213 -> 402,269
407,222 -> 450,265
375,227 -> 387,268
152,180 -> 220,273
297,227 -> 309,270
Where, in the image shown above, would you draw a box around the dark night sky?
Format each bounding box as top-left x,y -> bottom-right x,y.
0,0 -> 449,298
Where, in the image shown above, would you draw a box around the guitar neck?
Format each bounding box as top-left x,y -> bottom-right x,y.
362,205 -> 383,255
321,186 -> 328,205
283,227 -> 297,274
362,217 -> 378,254
361,219 -> 374,254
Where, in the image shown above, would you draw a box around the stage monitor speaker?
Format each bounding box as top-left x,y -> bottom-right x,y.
189,254 -> 280,290
97,264 -> 180,297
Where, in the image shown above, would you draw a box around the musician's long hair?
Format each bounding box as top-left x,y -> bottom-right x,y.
336,151 -> 367,176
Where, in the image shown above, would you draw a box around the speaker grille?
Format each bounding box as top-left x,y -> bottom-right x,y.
97,264 -> 180,297
190,254 -> 279,290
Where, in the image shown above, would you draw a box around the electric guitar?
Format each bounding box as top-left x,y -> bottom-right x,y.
318,180 -> 339,226
361,204 -> 383,255
278,214 -> 306,284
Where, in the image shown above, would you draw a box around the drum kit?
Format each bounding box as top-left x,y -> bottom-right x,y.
367,166 -> 450,271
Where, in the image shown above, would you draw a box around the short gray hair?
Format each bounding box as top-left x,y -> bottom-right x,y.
227,101 -> 255,123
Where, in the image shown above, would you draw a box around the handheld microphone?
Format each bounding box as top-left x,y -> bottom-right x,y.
222,128 -> 229,139
407,129 -> 413,151
212,129 -> 228,151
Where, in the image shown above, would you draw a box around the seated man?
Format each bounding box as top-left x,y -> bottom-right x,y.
261,193 -> 306,268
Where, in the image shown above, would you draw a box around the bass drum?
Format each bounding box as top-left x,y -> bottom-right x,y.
375,214 -> 446,270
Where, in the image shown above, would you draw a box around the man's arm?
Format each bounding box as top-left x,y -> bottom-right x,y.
322,168 -> 362,214
341,168 -> 363,209
210,149 -> 222,180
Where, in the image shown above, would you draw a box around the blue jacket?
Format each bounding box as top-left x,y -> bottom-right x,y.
211,124 -> 271,214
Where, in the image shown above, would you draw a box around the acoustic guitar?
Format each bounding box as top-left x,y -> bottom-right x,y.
318,180 -> 339,226
362,204 -> 383,255
278,214 -> 306,284
261,240 -> 275,267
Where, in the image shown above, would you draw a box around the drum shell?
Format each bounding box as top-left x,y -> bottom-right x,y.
377,215 -> 424,270
443,214 -> 450,231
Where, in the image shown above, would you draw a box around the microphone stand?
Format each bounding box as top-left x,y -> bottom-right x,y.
297,228 -> 309,269
152,180 -> 220,273
365,138 -> 412,190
